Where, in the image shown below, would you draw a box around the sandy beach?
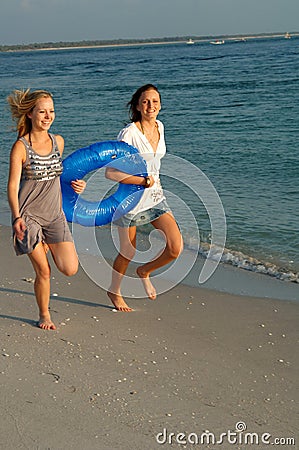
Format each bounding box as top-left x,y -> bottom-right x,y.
0,224 -> 298,449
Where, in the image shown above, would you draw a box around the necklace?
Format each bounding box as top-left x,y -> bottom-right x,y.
140,121 -> 159,144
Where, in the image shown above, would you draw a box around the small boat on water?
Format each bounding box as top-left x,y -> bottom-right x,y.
186,39 -> 195,45
210,40 -> 225,45
285,32 -> 291,39
233,37 -> 247,43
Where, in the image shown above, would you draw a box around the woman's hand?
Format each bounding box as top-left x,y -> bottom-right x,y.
71,179 -> 86,194
144,175 -> 155,188
13,218 -> 26,241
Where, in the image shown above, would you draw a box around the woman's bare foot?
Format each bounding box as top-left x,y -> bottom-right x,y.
136,267 -> 156,300
38,313 -> 56,330
107,291 -> 133,312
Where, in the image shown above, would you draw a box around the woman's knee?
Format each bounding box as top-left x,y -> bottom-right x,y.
167,238 -> 183,259
119,245 -> 136,261
59,260 -> 78,277
35,263 -> 51,280
49,243 -> 78,276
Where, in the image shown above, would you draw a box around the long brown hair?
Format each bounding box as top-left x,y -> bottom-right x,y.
127,84 -> 161,123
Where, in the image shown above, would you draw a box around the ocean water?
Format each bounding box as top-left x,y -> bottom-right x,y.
0,37 -> 298,282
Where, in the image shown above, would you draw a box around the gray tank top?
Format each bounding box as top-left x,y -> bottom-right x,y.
18,134 -> 64,224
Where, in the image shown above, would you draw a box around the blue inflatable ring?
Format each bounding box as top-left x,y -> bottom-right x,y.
61,140 -> 147,227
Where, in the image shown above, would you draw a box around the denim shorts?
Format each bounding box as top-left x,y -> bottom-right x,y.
113,199 -> 172,228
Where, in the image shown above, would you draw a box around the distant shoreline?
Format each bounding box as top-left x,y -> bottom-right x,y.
1,32 -> 298,53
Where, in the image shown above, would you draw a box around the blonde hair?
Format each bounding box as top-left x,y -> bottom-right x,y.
7,88 -> 53,137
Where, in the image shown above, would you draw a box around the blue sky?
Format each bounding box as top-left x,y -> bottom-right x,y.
0,0 -> 298,45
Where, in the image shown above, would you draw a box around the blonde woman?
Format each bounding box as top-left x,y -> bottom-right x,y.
7,89 -> 85,330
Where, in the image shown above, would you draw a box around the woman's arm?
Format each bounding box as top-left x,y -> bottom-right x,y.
7,141 -> 25,219
110,127 -> 154,186
105,167 -> 154,187
7,141 -> 27,239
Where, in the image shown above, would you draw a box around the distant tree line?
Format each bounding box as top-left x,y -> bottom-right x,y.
0,37 -> 191,52
0,33 -> 297,52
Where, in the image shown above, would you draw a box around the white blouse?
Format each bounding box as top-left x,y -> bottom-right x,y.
117,120 -> 166,215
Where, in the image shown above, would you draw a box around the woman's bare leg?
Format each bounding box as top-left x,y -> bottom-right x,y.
28,243 -> 55,330
107,226 -> 137,312
48,241 -> 79,276
28,241 -> 79,329
137,213 -> 183,299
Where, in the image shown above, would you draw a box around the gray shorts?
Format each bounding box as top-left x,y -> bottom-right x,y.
113,199 -> 172,228
14,212 -> 73,256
